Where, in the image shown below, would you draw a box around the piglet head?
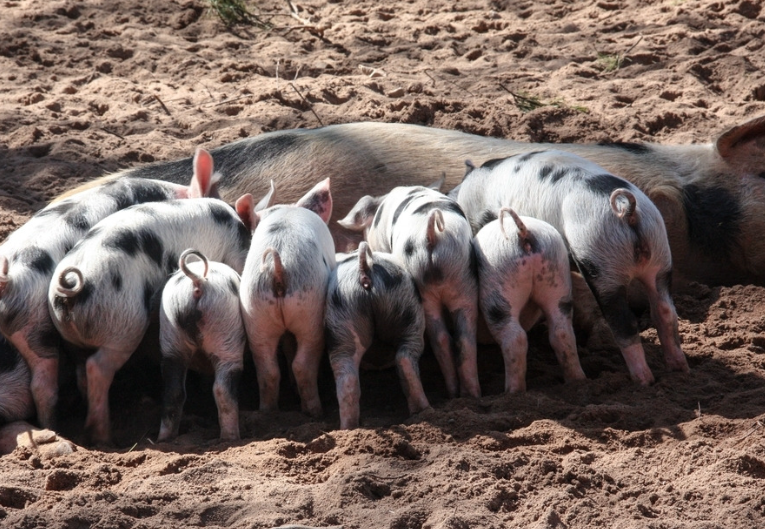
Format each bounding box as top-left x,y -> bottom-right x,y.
186,148 -> 221,199
296,178 -> 333,224
235,181 -> 276,232
337,194 -> 383,232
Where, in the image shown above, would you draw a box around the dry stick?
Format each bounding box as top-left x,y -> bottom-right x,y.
294,65 -> 302,81
289,83 -> 324,126
153,94 -> 172,116
423,68 -> 476,96
734,420 -> 763,445
498,83 -> 542,109
101,127 -> 125,140
423,69 -> 437,87
209,94 -> 253,108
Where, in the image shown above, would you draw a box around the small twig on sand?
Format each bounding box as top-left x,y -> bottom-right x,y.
289,83 -> 324,126
423,69 -> 437,87
735,420 -> 763,445
209,94 -> 253,107
101,127 -> 125,141
153,94 -> 172,116
423,68 -> 475,96
282,0 -> 324,36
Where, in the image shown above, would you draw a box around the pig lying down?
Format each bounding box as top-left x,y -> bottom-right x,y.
454,150 -> 687,385
473,208 -> 586,393
326,242 -> 428,429
48,198 -> 249,444
0,148 -> 219,430
237,179 -> 336,419
340,184 -> 480,399
159,249 -> 246,441
62,115 -> 765,290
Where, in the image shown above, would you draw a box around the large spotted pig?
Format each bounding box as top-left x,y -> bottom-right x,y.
48,198 -> 249,444
236,179 -> 335,419
159,249 -> 246,442
339,184 -> 480,399
454,150 -> 688,386
473,208 -> 586,393
327,242 -> 428,429
0,148 -> 219,429
54,117 -> 765,291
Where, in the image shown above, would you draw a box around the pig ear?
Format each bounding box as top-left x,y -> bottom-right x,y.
296,178 -> 333,224
337,195 -> 382,231
188,148 -> 217,198
427,173 -> 446,192
715,115 -> 765,164
254,181 -> 276,212
235,194 -> 260,232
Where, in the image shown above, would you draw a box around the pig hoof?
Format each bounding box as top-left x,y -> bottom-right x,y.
666,357 -> 691,373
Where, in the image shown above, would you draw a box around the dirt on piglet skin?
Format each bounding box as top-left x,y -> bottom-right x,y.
2,0 -> 765,527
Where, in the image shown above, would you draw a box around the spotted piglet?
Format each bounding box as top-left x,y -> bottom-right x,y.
326,242 -> 428,429
48,198 -> 250,444
236,179 -> 335,419
339,183 -> 480,399
0,148 -> 219,429
158,249 -> 246,442
455,150 -> 688,385
473,208 -> 586,392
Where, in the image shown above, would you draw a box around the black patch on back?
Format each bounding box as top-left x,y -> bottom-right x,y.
517,150 -> 545,163
538,164 -> 554,181
682,184 -> 742,258
104,185 -> 134,211
62,210 -> 91,231
138,229 -> 164,268
550,167 -> 569,184
411,200 -> 467,220
478,210 -> 498,230
128,180 -> 173,204
372,262 -> 403,290
596,141 -> 650,155
16,247 -> 54,275
391,195 -> 417,226
111,272 -> 122,291
480,157 -> 509,170
404,238 -> 415,257
209,202 -> 235,226
104,229 -> 141,256
584,173 -> 631,196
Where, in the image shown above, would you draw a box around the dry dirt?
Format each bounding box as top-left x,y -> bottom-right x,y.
2,0 -> 765,527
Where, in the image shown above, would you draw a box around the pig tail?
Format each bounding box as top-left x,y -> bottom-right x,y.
56,267 -> 84,297
262,248 -> 285,298
610,189 -> 638,226
499,207 -> 528,240
180,249 -> 209,298
358,241 -> 373,290
426,209 -> 445,250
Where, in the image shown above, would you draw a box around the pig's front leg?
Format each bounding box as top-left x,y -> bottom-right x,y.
643,269 -> 689,374
159,355 -> 188,442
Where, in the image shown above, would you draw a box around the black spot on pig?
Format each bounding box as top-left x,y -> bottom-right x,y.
518,151 -> 545,163
372,203 -> 385,228
111,273 -> 122,291
484,295 -> 511,326
372,263 -> 403,290
597,141 -> 650,155
330,289 -> 344,309
267,220 -> 288,235
228,277 -> 239,296
404,238 -> 415,257
558,300 -> 573,317
209,202 -> 236,226
422,265 -> 444,284
585,174 -> 631,196
478,210 -> 498,229
599,286 -> 638,341
550,168 -> 569,184
538,164 -> 554,181
682,184 -> 742,258
32,327 -> 60,350
104,230 -> 140,256
411,200 -> 466,219
138,230 -> 164,268
129,180 -> 174,204
63,211 -> 90,231
236,223 -> 251,253
16,247 -> 54,275
392,195 -> 417,226
164,252 -> 178,273
104,186 -> 135,211
480,157 -> 509,170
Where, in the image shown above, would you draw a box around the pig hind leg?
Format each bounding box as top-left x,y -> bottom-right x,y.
11,326 -> 59,429
422,295 -> 459,398
158,355 -> 188,442
247,323 -> 284,413
444,294 -> 481,398
394,331 -> 430,415
481,289 -> 530,393
289,309 -> 326,418
641,270 -> 689,373
211,359 -> 243,440
539,298 -> 586,383
328,324 -> 369,430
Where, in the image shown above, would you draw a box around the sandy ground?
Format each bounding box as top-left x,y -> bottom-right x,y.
2,0 -> 765,527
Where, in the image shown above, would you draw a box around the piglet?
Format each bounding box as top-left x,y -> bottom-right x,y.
455,150 -> 688,385
236,179 -> 336,419
327,242 -> 428,429
0,148 -> 219,429
473,208 -> 586,392
158,249 -> 246,441
48,197 -> 249,444
339,183 -> 480,399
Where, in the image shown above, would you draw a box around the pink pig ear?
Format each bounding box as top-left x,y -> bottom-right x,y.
296,178 -> 333,224
235,194 -> 260,232
188,148 -> 216,198
254,181 -> 276,212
